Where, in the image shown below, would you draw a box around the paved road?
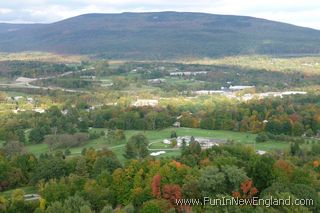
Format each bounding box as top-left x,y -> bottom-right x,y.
147,141 -> 179,151
0,67 -> 94,93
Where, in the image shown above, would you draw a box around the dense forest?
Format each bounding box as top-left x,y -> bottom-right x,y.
1,134 -> 319,212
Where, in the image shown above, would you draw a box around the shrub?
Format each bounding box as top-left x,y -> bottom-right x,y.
256,133 -> 269,142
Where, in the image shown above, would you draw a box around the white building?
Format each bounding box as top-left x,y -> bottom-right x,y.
229,85 -> 255,90
13,96 -> 23,101
170,71 -> 207,76
33,108 -> 45,113
148,79 -> 166,84
194,90 -> 225,95
164,136 -> 227,149
132,99 -> 159,107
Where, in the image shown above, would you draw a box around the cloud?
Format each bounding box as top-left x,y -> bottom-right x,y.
0,0 -> 319,29
0,8 -> 12,15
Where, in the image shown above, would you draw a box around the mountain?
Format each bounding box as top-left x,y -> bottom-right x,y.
0,12 -> 320,59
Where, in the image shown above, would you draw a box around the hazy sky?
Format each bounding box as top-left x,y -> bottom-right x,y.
0,0 -> 319,29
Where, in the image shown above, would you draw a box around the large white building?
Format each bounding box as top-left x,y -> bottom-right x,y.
170,71 -> 207,76
132,99 -> 159,107
229,85 -> 255,90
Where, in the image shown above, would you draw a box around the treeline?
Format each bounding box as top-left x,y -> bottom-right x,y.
198,95 -> 320,136
2,94 -> 320,146
0,61 -> 83,78
40,78 -> 93,89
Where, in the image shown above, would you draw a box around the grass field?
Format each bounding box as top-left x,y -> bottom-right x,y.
179,55 -> 320,75
0,186 -> 37,198
0,52 -> 86,63
24,128 -> 295,161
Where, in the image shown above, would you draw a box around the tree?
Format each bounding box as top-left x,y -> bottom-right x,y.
305,129 -> 314,137
92,156 -> 121,176
170,131 -> 177,139
17,129 -> 26,144
140,199 -> 171,213
78,120 -> 89,132
75,157 -> 89,177
45,195 -> 92,213
2,141 -> 26,158
64,149 -> 71,156
107,129 -> 126,143
273,160 -> 293,184
232,179 -> 258,200
292,122 -> 304,136
198,166 -> 248,197
41,180 -> 70,203
189,140 -> 201,155
29,127 -> 46,144
115,129 -> 126,142
11,189 -> 25,204
31,157 -> 69,183
198,166 -> 225,197
65,195 -> 91,210
180,139 -> 188,156
256,133 -> 269,142
44,201 -> 66,213
100,205 -> 113,213
249,156 -> 275,190
162,184 -> 182,208
311,143 -> 320,155
151,175 -> 162,198
290,142 -> 302,156
0,196 -> 7,212
124,134 -> 149,159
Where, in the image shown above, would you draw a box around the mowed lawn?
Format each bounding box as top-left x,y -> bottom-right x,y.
0,186 -> 36,198
25,128 -> 293,160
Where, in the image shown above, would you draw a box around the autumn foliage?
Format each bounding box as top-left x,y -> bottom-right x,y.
151,174 -> 162,199
151,174 -> 182,209
232,179 -> 258,200
273,159 -> 293,177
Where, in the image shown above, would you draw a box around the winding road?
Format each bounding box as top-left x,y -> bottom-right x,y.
0,67 -> 95,93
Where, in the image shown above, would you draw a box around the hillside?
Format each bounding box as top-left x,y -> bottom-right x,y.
0,12 -> 320,59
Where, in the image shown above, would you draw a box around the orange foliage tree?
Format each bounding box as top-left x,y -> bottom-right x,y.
232,179 -> 258,200
151,174 -> 183,210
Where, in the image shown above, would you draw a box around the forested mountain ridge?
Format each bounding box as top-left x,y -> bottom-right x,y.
0,12 -> 320,59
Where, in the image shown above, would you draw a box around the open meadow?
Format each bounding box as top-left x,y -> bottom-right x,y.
24,127 -> 298,161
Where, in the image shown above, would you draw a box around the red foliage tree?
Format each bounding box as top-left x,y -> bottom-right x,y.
162,184 -> 182,208
151,174 -> 162,198
232,179 -> 258,200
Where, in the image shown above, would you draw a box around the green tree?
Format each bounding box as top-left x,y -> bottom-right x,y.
29,127 -> 46,144
124,134 -> 149,159
140,199 -> 171,213
100,205 -> 113,213
170,131 -> 177,138
75,157 -> 89,177
32,157 -> 68,183
249,156 -> 275,190
290,142 -> 302,156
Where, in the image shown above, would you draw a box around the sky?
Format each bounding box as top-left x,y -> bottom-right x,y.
0,0 -> 319,29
